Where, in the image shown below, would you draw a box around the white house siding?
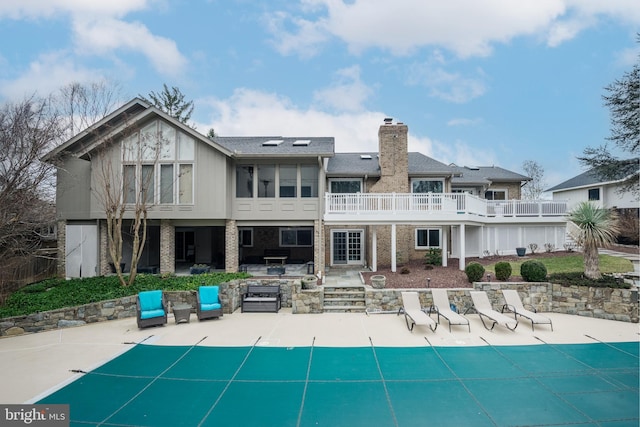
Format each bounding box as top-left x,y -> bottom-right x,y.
450,224 -> 567,258
552,184 -> 637,210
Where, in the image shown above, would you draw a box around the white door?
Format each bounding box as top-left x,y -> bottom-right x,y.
65,224 -> 98,278
332,230 -> 363,265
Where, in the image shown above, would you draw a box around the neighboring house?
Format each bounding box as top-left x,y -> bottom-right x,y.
547,169 -> 639,211
44,99 -> 568,279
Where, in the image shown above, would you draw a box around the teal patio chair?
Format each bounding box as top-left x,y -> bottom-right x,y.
197,286 -> 223,321
136,290 -> 167,328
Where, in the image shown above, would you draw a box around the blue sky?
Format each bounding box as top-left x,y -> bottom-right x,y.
0,0 -> 638,190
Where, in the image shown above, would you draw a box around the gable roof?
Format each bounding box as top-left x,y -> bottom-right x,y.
213,136 -> 334,158
449,165 -> 530,186
43,98 -> 234,162
545,168 -> 634,193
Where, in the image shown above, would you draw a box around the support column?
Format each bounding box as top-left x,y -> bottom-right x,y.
313,219 -> 324,280
160,220 -> 175,275
442,227 -> 448,267
56,219 -> 66,277
99,220 -> 110,276
371,228 -> 377,272
391,223 -> 397,273
459,224 -> 466,271
225,219 -> 238,273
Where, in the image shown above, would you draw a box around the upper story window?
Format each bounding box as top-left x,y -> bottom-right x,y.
330,179 -> 362,193
121,120 -> 194,205
588,188 -> 600,201
412,179 -> 443,193
237,164 -> 318,198
485,189 -> 507,200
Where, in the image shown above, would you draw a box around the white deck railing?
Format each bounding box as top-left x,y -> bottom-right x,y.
325,193 -> 568,217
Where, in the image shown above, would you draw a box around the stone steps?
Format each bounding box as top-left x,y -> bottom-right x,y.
323,285 -> 366,313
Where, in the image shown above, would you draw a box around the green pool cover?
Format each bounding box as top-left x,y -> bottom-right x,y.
38,340 -> 639,427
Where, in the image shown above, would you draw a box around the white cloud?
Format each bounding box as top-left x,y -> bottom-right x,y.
266,0 -> 640,58
73,18 -> 186,76
0,52 -> 103,99
407,62 -> 487,103
196,88 -> 490,171
0,0 -> 186,78
312,65 -> 373,112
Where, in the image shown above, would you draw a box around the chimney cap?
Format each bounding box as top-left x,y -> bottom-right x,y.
383,117 -> 393,124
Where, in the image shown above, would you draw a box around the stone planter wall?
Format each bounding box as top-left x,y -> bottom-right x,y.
1,280 -> 637,337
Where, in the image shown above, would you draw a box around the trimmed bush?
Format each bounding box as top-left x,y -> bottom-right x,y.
520,260 -> 547,282
465,262 -> 485,283
494,261 -> 512,281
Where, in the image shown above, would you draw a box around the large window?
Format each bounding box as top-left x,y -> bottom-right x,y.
236,164 -> 319,198
484,190 -> 507,200
301,165 -> 318,197
279,165 -> 297,197
415,228 -> 441,249
412,179 -> 443,193
330,179 -> 362,193
280,227 -> 313,247
121,120 -> 194,205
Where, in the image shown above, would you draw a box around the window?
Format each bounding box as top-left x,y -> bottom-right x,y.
485,190 -> 507,200
236,166 -> 253,198
239,228 -> 253,247
301,165 -> 318,197
415,228 -> 441,249
330,179 -> 362,193
178,164 -> 193,204
588,188 -> 600,201
121,120 -> 194,205
280,227 -> 313,247
258,165 -> 276,198
279,165 -> 297,197
412,179 -> 443,193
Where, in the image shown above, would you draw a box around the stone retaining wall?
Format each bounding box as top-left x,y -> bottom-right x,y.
1,280 -> 637,337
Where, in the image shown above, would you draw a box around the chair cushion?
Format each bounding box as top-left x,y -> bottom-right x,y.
140,308 -> 166,319
139,290 -> 163,311
201,302 -> 222,311
199,286 -> 219,304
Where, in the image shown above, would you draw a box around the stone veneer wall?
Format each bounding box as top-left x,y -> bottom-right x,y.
160,220 -> 175,274
1,280 -> 637,336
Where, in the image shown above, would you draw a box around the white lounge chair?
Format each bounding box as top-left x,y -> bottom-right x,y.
468,291 -> 518,331
501,289 -> 553,331
430,289 -> 470,332
397,291 -> 437,332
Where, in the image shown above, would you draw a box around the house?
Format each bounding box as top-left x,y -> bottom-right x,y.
547,169 -> 639,211
44,99 -> 569,279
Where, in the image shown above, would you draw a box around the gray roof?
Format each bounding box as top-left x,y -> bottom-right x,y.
450,165 -> 530,186
326,152 -> 457,177
546,169 -> 603,192
214,136 -> 334,158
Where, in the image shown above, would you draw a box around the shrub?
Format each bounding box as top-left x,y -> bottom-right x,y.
548,272 -> 630,288
528,243 -> 538,254
424,248 -> 442,266
400,267 -> 411,274
520,260 -> 547,282
494,261 -> 512,281
544,243 -> 555,253
465,262 -> 485,283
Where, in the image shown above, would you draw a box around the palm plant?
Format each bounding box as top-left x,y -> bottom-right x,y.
567,202 -> 620,279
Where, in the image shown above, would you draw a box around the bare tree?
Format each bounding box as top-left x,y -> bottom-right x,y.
57,80 -> 124,139
0,96 -> 64,294
521,160 -> 546,199
93,119 -> 167,286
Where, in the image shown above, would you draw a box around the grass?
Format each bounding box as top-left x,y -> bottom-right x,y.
0,272 -> 250,319
484,254 -> 633,276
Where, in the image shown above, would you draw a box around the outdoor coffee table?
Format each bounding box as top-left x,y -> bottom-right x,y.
172,303 -> 192,324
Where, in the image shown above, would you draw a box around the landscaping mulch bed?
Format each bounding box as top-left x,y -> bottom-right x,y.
360,246 -> 638,289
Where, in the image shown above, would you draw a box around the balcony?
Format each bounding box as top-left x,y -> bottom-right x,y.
324,193 -> 568,224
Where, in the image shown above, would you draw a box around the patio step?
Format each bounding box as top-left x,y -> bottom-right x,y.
323,285 -> 366,313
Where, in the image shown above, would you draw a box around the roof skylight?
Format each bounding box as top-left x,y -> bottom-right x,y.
262,139 -> 283,146
360,154 -> 372,159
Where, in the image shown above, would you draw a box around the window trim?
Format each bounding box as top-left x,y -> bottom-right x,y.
239,228 -> 254,247
484,189 -> 508,200
588,188 -> 600,201
279,227 -> 314,247
415,227 -> 442,249
411,178 -> 444,194
329,178 -> 363,193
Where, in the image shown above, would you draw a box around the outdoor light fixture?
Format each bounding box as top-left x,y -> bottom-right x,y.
487,273 -> 491,282
427,278 -> 431,288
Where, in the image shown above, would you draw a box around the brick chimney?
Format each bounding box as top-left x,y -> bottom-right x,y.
370,119 -> 409,193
